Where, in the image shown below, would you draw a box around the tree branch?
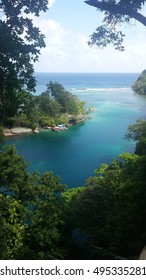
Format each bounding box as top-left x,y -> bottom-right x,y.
85,0 -> 146,27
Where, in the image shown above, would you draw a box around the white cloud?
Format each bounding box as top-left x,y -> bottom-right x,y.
34,18 -> 70,71
68,28 -> 146,72
33,13 -> 146,73
48,0 -> 56,8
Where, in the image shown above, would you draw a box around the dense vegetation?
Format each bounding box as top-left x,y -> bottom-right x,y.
10,81 -> 86,130
132,70 -> 146,95
0,145 -> 66,259
0,0 -> 49,126
0,118 -> 146,260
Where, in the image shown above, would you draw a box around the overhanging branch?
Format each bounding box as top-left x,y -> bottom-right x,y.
85,0 -> 146,27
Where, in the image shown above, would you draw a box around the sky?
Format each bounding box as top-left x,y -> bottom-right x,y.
33,0 -> 146,73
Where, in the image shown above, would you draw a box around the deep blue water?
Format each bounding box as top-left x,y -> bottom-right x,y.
2,73 -> 146,188
35,72 -> 139,93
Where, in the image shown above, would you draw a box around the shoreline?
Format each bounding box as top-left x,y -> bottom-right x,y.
3,127 -> 33,137
2,116 -> 89,137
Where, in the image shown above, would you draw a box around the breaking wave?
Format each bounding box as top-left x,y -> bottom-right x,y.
71,87 -> 130,92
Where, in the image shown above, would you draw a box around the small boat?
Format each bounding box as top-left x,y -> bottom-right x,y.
52,124 -> 66,131
57,124 -> 65,129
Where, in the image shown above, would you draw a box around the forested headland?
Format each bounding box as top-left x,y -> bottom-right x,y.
0,81 -> 87,133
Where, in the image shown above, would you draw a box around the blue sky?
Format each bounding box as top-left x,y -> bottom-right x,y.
34,0 -> 146,73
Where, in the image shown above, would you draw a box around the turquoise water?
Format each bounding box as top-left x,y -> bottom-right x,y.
2,73 -> 146,188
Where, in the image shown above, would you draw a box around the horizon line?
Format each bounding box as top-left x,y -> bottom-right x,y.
34,71 -> 140,74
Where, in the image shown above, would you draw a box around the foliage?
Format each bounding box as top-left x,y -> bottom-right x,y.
132,70 -> 146,95
0,89 -> 34,126
44,82 -> 86,115
0,194 -> 25,259
0,145 -> 66,259
125,119 -> 146,155
88,24 -> 125,51
67,153 -> 146,259
35,92 -> 61,117
125,119 -> 146,141
0,0 -> 49,126
0,126 -> 3,140
0,0 -> 48,91
85,0 -> 146,50
11,82 -> 86,129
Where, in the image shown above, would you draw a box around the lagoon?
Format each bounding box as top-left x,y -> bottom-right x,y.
2,73 -> 146,187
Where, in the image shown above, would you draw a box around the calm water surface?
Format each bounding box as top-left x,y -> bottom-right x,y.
2,73 -> 146,187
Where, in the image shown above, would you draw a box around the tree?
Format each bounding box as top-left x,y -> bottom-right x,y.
46,82 -> 65,99
0,89 -> 34,126
0,0 -> 49,125
44,82 -> 86,115
125,119 -> 146,141
0,146 -> 67,259
0,194 -> 25,259
125,118 -> 146,155
21,171 -> 66,260
36,92 -> 61,117
85,0 -> 146,50
68,153 -> 146,259
132,70 -> 146,95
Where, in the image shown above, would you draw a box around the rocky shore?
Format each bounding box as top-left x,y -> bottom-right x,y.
3,127 -> 33,137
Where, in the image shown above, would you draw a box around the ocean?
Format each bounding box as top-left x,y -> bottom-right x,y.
35,72 -> 139,93
2,73 -> 146,188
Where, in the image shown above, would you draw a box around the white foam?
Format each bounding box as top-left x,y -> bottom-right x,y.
71,87 -> 130,92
